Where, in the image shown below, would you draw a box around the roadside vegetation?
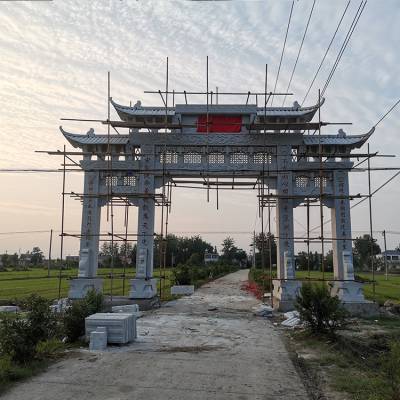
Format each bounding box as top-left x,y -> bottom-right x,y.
171,236 -> 247,287
295,282 -> 348,336
173,262 -> 240,287
289,282 -> 400,400
0,290 -> 104,394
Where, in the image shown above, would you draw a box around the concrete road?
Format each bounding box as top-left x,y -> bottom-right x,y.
3,270 -> 309,400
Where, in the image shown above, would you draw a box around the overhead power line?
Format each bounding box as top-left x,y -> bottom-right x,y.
302,0 -> 351,105
0,169 -> 62,173
310,169 -> 400,233
271,0 -> 295,106
321,0 -> 367,97
373,98 -> 400,128
282,0 -> 316,106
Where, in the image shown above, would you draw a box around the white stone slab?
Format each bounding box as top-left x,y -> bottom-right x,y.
281,317 -> 301,327
89,330 -> 107,351
85,313 -> 136,344
170,285 -> 195,295
112,304 -> 139,313
252,304 -> 273,317
283,311 -> 299,319
0,306 -> 19,313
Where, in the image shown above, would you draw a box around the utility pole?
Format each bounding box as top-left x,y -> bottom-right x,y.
382,230 -> 388,281
253,231 -> 256,268
47,229 -> 53,278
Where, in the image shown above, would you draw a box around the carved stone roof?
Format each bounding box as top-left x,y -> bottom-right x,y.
111,98 -> 325,121
60,126 -> 374,149
303,127 -> 375,148
110,99 -> 175,119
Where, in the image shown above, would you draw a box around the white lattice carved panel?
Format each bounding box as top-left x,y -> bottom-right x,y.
160,151 -> 178,164
208,152 -> 225,164
314,176 -> 328,188
253,152 -> 272,164
230,152 -> 248,164
123,176 -> 137,186
105,176 -> 118,187
295,176 -> 309,188
183,152 -> 202,164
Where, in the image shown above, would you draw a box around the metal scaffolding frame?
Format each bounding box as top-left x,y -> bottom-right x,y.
42,59 -> 399,304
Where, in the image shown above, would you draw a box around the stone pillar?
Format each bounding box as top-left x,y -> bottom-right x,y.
272,146 -> 301,310
330,170 -> 365,303
129,145 -> 157,299
69,170 -> 103,299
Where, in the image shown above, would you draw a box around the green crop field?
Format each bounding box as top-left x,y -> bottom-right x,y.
1,267 -> 399,305
296,270 -> 400,304
0,267 -> 173,302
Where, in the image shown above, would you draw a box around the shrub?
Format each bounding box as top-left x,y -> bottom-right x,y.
0,316 -> 36,364
172,264 -> 192,285
63,301 -> 89,343
36,339 -> 65,360
382,340 -> 400,398
0,356 -> 13,385
248,268 -> 273,292
295,282 -> 347,335
63,289 -> 104,343
20,294 -> 58,341
0,295 -> 59,364
172,262 -> 239,288
84,288 -> 104,315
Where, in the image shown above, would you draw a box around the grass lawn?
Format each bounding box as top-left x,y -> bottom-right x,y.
289,322 -> 400,400
0,267 -> 173,302
296,270 -> 400,304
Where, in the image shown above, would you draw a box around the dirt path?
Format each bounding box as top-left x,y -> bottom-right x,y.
2,269 -> 309,400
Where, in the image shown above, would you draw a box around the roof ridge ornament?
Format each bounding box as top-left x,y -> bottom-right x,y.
86,128 -> 95,137
134,100 -> 142,109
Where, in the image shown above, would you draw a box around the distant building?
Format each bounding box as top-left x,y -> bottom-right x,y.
66,255 -> 79,263
18,253 -> 32,267
378,250 -> 400,270
204,252 -> 219,264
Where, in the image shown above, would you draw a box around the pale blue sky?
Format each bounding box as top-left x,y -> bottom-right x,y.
0,0 -> 399,256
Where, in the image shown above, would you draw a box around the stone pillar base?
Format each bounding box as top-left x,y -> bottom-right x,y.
329,281 -> 365,303
129,278 -> 158,299
329,281 -> 379,316
69,278 -> 103,299
272,279 -> 302,312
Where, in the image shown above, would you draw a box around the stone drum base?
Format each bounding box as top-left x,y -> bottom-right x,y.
69,277 -> 103,299
129,278 -> 158,299
272,279 -> 302,312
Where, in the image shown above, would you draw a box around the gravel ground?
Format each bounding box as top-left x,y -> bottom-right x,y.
2,269 -> 309,400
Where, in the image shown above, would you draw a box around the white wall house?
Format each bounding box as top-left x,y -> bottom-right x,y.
377,250 -> 400,270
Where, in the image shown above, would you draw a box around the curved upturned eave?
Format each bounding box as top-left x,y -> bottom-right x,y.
111,98 -> 175,120
256,97 -> 325,115
60,126 -> 129,148
60,125 -> 375,150
111,97 -> 325,122
303,127 -> 375,149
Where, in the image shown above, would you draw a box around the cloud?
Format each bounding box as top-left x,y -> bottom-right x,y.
0,0 -> 399,253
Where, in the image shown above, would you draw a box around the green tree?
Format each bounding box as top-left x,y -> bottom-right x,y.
221,237 -> 247,265
30,247 -> 44,266
154,234 -> 213,267
221,237 -> 236,262
296,251 -> 309,270
254,233 -> 277,269
353,234 -> 381,270
99,242 -> 121,268
324,250 -> 333,272
9,253 -> 19,267
1,254 -> 10,269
